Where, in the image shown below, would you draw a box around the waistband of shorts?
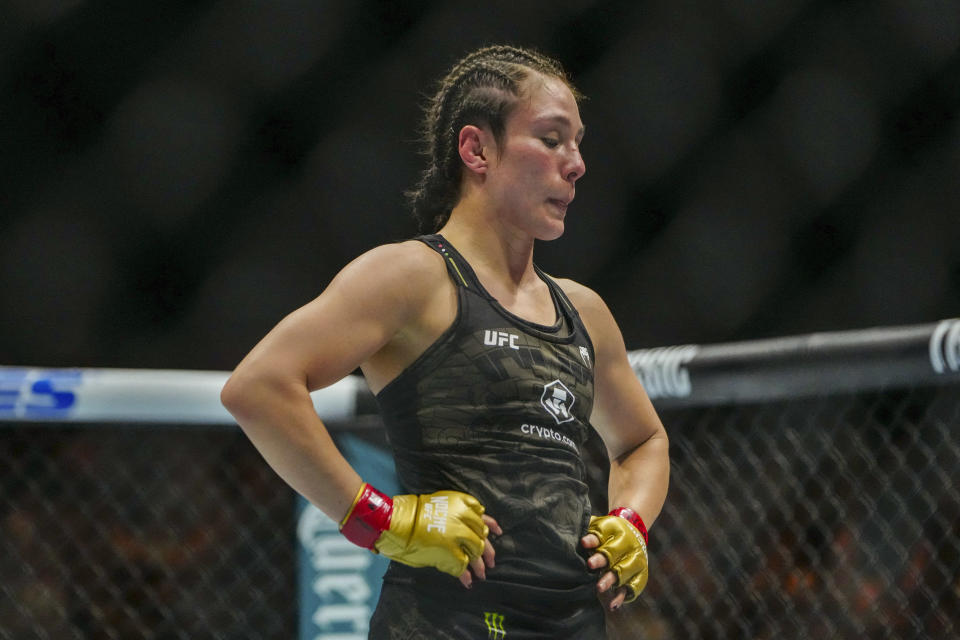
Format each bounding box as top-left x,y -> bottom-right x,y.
382,562 -> 598,610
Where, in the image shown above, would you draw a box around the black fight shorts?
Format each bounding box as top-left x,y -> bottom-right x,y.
368,581 -> 606,640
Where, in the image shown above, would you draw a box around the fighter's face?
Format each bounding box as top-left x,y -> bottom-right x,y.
484,74 -> 586,241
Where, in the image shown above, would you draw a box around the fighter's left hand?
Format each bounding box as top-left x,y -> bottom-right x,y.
581,514 -> 649,610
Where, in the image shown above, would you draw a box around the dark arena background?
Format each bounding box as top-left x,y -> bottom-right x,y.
2,2 -> 959,639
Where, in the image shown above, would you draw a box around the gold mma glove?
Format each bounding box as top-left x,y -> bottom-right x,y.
587,507 -> 650,603
339,483 -> 489,577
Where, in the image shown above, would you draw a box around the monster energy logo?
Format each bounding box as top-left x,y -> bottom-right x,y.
484,611 -> 506,638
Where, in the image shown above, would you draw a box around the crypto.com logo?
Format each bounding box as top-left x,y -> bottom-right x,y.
541,379 -> 575,424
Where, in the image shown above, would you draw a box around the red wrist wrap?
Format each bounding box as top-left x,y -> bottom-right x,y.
609,507 -> 649,545
339,484 -> 393,549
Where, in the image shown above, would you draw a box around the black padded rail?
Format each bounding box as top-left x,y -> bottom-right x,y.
628,318 -> 960,408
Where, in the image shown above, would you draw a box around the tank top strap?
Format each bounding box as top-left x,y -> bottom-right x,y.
533,265 -> 596,354
416,234 -> 483,291
534,265 -> 577,316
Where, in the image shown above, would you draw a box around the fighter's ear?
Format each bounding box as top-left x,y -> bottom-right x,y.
457,125 -> 490,174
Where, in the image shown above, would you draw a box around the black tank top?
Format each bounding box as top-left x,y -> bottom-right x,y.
375,234 -> 598,607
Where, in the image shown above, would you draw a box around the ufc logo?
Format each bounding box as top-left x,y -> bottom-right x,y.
484,330 -> 520,350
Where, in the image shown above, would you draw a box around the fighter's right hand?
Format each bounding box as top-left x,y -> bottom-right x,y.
339,483 -> 500,584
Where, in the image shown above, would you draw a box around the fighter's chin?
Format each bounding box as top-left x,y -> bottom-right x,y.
538,219 -> 566,242
541,200 -> 568,240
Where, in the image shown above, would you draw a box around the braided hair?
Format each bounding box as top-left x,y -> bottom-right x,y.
406,45 -> 582,232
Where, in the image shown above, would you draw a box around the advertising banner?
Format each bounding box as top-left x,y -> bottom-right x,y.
297,433 -> 398,640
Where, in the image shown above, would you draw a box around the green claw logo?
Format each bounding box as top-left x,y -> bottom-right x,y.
484,611 -> 506,639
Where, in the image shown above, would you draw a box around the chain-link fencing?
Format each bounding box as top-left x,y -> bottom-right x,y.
600,383 -> 960,639
0,426 -> 296,640
2,320 -> 959,639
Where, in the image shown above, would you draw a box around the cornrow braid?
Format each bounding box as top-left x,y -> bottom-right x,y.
406,45 -> 581,233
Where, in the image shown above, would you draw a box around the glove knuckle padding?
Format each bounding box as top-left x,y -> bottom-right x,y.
374,490 -> 486,578
587,515 -> 649,602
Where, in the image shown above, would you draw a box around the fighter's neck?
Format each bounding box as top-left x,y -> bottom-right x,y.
438,213 -> 537,290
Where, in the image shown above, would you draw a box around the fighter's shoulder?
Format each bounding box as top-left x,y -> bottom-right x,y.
338,239 -> 447,295
552,277 -> 622,347
552,277 -> 611,319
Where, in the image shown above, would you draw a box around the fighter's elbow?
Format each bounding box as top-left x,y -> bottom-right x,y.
220,368 -> 253,418
220,363 -> 275,422
610,422 -> 669,464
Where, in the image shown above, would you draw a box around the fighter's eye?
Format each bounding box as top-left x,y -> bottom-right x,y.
541,137 -> 560,148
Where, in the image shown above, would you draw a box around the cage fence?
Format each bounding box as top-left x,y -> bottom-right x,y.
2,319 -> 959,639
0,425 -> 296,640
602,384 -> 960,639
